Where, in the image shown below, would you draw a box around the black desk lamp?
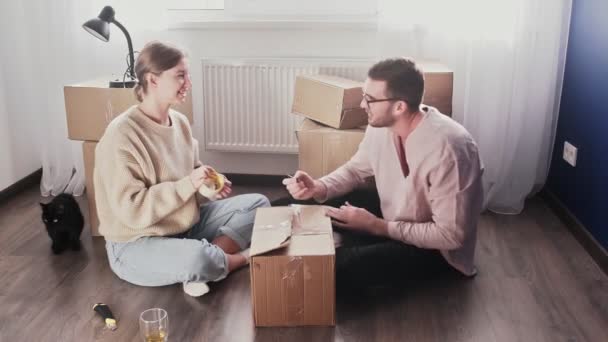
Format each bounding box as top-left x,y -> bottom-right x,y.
83,6 -> 137,88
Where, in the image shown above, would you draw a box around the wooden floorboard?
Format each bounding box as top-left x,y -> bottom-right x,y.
0,184 -> 607,341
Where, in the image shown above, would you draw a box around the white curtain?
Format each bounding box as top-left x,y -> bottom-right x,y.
0,0 -> 164,197
377,0 -> 572,214
1,0 -> 571,212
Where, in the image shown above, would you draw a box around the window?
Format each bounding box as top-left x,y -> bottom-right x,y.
167,1 -> 377,29
169,0 -> 224,10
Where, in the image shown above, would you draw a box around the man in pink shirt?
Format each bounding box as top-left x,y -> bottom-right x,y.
282,58 -> 484,289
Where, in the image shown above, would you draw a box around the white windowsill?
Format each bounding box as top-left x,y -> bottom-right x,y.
167,10 -> 377,31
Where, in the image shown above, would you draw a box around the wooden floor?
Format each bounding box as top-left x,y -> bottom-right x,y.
1,184 -> 607,342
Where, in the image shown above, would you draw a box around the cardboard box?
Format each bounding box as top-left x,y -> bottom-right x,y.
250,206 -> 335,327
420,61 -> 453,115
296,119 -> 366,179
82,141 -> 100,236
291,75 -> 368,129
64,78 -> 193,141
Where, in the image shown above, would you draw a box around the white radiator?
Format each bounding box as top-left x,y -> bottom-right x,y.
201,58 -> 371,153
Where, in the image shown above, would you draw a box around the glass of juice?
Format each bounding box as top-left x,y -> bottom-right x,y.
139,308 -> 168,342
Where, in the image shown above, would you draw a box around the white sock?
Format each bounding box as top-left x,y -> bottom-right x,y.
183,281 -> 210,297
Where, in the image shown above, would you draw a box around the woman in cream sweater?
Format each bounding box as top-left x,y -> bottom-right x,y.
94,41 -> 269,296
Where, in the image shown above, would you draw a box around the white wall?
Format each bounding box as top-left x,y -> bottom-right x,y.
0,67 -> 16,191
0,15 -> 42,192
0,67 -> 42,192
0,92 -> 41,192
0,0 -> 126,193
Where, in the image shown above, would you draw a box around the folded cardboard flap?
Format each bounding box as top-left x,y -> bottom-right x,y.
250,206 -> 334,257
249,208 -> 293,257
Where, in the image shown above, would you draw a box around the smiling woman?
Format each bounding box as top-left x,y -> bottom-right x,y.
133,42 -> 190,105
92,40 -> 270,297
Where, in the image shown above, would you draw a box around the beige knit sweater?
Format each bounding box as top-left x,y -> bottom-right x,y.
93,106 -> 201,242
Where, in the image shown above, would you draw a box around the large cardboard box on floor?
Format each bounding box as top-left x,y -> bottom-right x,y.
64,78 -> 193,141
296,118 -> 366,179
250,206 -> 335,327
82,141 -> 100,236
291,75 -> 368,129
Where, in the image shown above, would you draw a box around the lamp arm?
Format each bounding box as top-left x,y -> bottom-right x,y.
111,19 -> 135,80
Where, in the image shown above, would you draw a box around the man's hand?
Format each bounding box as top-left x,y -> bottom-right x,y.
326,202 -> 388,236
281,170 -> 327,201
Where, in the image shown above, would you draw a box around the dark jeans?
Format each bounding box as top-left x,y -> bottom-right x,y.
271,190 -> 454,291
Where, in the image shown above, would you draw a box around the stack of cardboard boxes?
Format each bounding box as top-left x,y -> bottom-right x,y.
249,62 -> 454,327
63,78 -> 193,236
292,75 -> 370,179
293,62 -> 454,179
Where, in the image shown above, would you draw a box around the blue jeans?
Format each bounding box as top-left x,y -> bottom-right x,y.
105,194 -> 270,286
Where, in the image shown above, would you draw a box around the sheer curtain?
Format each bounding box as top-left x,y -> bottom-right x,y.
377,0 -> 572,214
1,0 -> 572,210
0,0 -> 164,197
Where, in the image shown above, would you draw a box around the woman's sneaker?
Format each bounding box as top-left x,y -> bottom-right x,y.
183,281 -> 210,297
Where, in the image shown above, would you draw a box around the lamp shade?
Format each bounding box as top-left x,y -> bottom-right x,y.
82,6 -> 116,42
83,18 -> 109,42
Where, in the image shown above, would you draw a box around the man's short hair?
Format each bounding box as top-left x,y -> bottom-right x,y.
368,58 -> 425,110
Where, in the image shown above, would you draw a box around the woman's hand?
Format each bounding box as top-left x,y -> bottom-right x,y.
189,165 -> 215,189
215,176 -> 232,199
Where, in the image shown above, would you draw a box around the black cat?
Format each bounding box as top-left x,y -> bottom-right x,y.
40,193 -> 84,254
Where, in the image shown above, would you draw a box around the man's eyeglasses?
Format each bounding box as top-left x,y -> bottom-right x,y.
362,94 -> 407,110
